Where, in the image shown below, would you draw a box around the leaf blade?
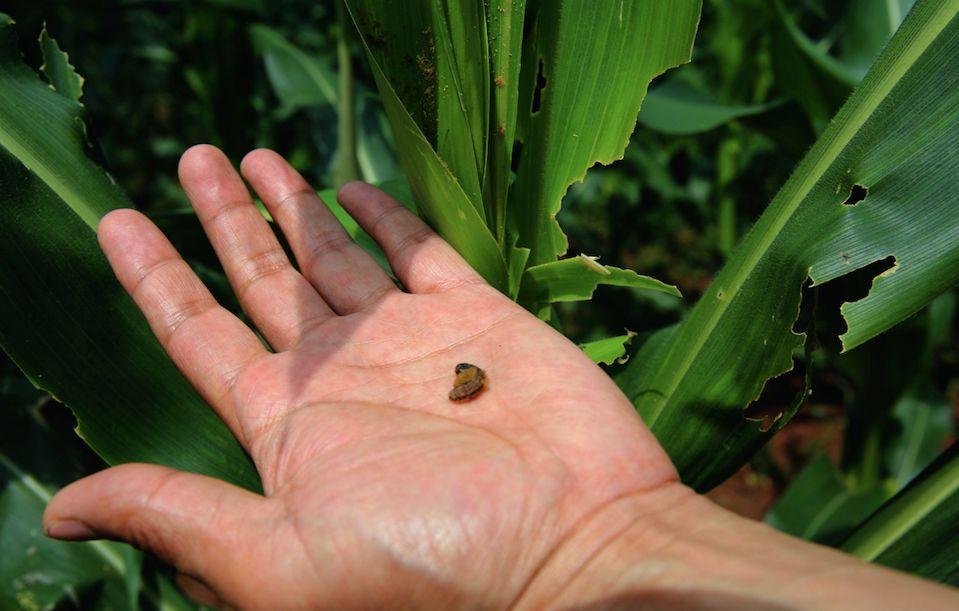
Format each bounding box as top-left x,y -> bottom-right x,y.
620,0 -> 959,490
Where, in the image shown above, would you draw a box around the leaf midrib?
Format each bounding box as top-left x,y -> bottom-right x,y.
645,2 -> 958,426
0,102 -> 101,230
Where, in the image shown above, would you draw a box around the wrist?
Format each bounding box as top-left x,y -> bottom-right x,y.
513,481 -> 959,610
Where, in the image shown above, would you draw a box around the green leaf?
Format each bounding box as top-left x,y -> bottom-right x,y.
249,23 -> 397,184
519,254 -> 680,318
842,442 -> 959,586
840,0 -> 918,78
619,0 -> 959,491
638,79 -> 778,135
887,391 -> 953,489
345,0 -> 509,292
315,177 -> 416,278
507,245 -> 531,300
430,0 -> 488,215
580,331 -> 636,366
249,24 -> 337,114
765,455 -> 889,546
485,0 -> 527,246
38,27 -> 84,102
510,0 -> 701,268
774,0 -> 862,87
0,19 -> 259,489
0,454 -> 127,610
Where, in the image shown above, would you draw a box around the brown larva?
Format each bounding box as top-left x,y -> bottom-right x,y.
449,363 -> 487,402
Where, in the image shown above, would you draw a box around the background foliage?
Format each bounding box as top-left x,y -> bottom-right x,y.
1,0 -> 956,608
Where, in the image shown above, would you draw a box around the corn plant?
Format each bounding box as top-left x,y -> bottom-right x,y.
1,0 -> 959,604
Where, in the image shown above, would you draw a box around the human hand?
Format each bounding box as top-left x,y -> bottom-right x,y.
42,145 -> 681,609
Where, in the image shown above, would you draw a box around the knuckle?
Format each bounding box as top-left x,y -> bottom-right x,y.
204,200 -> 249,227
234,248 -> 289,298
391,224 -> 435,260
369,204 -> 412,236
162,297 -> 217,343
273,188 -> 316,214
353,283 -> 395,311
130,257 -> 182,297
306,231 -> 354,264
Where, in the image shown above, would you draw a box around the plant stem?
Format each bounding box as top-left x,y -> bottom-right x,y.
334,0 -> 361,187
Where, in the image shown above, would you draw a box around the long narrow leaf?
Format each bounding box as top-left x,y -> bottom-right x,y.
619,0 -> 959,490
510,0 -> 701,269
519,255 -> 680,318
485,0 -> 527,246
0,19 -> 258,489
842,443 -> 959,585
345,1 -> 509,291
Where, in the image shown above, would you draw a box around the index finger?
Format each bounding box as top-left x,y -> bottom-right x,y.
98,209 -> 268,445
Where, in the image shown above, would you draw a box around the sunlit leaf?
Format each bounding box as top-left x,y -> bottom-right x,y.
580,331 -> 636,366
345,0 -> 509,292
519,254 -> 680,318
510,0 -> 701,269
619,0 -> 959,490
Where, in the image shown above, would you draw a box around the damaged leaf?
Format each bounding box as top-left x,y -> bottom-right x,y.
619,0 -> 959,491
580,331 -> 636,366
345,0 -> 509,292
519,254 -> 680,319
38,27 -> 84,103
510,0 -> 701,271
0,19 -> 259,489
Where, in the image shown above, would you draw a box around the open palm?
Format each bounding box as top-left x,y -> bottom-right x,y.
44,146 -> 679,609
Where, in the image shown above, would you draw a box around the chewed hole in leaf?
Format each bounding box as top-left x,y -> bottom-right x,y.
841,183 -> 868,206
743,361 -> 808,432
531,59 -> 546,114
812,256 -> 897,352
744,255 -> 897,432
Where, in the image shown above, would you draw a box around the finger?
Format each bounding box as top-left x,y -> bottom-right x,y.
336,181 -> 485,294
44,464 -> 274,602
98,209 -> 265,439
240,149 -> 399,314
178,145 -> 335,350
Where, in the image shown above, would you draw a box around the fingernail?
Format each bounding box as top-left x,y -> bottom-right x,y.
44,520 -> 97,541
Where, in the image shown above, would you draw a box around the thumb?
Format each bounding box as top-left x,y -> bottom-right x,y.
43,463 -> 272,589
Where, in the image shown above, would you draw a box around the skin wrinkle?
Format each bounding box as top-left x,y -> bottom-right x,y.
272,186 -> 318,213
231,246 -> 291,301
157,296 -> 220,341
345,307 -> 521,370
388,223 -> 437,265
367,203 -> 417,240
200,197 -> 255,227
288,313 -> 333,346
129,469 -> 186,563
321,445 -> 529,601
350,282 -> 399,313
304,231 -> 358,266
282,499 -> 328,604
510,483 -> 686,611
128,255 -> 183,295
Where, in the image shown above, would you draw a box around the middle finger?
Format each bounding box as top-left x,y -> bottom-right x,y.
178,145 -> 335,351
